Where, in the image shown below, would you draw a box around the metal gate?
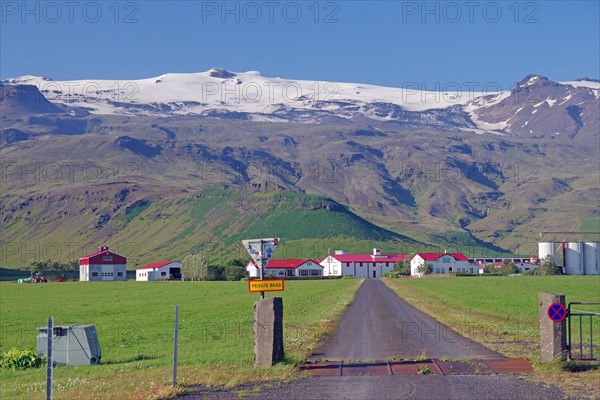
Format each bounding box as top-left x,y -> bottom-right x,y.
567,302 -> 600,361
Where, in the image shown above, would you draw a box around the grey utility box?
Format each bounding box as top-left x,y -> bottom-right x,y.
37,325 -> 101,365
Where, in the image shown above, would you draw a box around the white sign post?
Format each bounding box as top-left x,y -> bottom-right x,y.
242,238 -> 280,300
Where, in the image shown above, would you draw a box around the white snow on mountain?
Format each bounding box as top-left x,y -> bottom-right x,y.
7,68 -> 491,116
560,80 -> 600,90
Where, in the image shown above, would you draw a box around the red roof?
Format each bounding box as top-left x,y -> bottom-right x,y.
328,254 -> 407,263
137,260 -> 178,270
413,253 -> 468,261
248,259 -> 323,270
79,245 -> 126,265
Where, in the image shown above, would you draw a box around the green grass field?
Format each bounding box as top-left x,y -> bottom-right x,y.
0,279 -> 362,399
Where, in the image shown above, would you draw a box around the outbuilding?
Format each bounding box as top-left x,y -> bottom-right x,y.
246,259 -> 323,278
136,260 -> 182,281
79,245 -> 127,281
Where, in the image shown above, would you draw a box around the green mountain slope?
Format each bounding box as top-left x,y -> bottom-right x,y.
1,114 -> 598,269
0,184 -> 420,268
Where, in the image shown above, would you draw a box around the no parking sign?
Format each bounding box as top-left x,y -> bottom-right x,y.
547,303 -> 567,323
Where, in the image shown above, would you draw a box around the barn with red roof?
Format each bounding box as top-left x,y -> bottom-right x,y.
319,248 -> 406,278
136,260 -> 182,281
79,245 -> 127,281
245,259 -> 323,278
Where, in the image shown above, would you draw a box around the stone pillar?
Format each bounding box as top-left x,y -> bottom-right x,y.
254,297 -> 284,367
539,293 -> 567,362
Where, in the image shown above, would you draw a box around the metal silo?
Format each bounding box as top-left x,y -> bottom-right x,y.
538,242 -> 557,262
565,242 -> 584,275
583,242 -> 599,275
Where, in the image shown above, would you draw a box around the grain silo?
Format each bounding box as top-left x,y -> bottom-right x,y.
583,242 -> 599,275
565,242 -> 584,275
538,242 -> 557,262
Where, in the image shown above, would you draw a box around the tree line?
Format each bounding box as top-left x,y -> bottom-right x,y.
385,254 -> 561,277
28,260 -> 79,280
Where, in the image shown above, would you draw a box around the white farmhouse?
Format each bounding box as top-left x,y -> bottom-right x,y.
319,248 -> 406,278
410,252 -> 472,276
136,261 -> 182,281
246,259 -> 323,278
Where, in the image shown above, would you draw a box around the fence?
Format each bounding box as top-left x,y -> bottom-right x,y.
567,302 -> 600,361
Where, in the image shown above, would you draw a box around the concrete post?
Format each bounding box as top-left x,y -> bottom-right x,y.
539,293 -> 567,362
254,297 -> 284,367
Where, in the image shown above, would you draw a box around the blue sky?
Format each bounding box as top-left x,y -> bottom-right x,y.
1,1 -> 598,89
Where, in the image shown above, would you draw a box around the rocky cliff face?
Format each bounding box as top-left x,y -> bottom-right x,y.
467,75 -> 599,140
0,83 -> 65,118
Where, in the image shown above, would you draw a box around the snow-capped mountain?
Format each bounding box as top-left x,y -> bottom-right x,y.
3,69 -> 599,137
466,75 -> 599,139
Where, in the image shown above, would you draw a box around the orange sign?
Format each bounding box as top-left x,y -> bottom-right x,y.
248,279 -> 284,292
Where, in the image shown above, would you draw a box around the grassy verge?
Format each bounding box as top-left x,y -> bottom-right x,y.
383,275 -> 600,399
0,279 -> 362,399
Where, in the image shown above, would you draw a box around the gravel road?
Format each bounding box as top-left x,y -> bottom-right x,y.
310,279 -> 500,361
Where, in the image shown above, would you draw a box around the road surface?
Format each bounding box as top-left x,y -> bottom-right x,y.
181,376 -> 565,400
310,279 -> 500,361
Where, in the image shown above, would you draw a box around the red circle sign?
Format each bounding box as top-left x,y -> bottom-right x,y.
547,303 -> 567,322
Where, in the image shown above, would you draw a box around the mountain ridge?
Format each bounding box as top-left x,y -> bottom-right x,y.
4,70 -> 599,138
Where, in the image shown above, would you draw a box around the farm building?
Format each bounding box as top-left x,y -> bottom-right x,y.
319,249 -> 406,278
136,261 -> 182,281
246,259 -> 323,278
473,261 -> 538,274
79,245 -> 126,281
410,252 -> 471,276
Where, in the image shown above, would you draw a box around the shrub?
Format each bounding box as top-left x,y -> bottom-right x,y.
181,253 -> 209,281
416,263 -> 433,275
394,256 -> 413,275
417,365 -> 431,374
498,262 -> 518,275
383,271 -> 404,278
0,348 -> 45,370
224,264 -> 245,281
537,255 -> 560,275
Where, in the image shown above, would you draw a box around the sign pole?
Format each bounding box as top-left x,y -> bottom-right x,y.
172,305 -> 179,387
46,316 -> 53,400
259,239 -> 265,300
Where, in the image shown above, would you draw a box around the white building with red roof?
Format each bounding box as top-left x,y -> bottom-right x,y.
246,259 -> 323,278
410,252 -> 472,276
319,248 -> 406,278
136,260 -> 182,281
79,245 -> 127,281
